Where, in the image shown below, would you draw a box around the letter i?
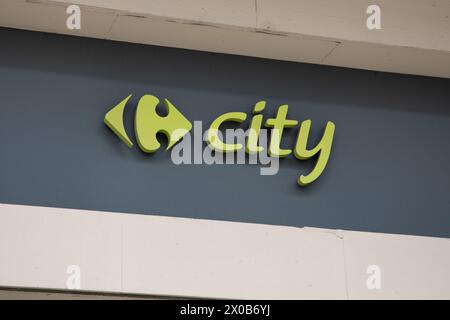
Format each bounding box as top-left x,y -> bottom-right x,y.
246,101 -> 266,154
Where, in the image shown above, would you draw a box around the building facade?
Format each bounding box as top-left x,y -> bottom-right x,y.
0,0 -> 450,299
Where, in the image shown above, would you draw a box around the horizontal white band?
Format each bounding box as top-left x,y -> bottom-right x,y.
1,203 -> 449,299
1,0 -> 449,78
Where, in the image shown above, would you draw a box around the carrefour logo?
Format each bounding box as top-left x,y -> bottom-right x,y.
104,94 -> 335,186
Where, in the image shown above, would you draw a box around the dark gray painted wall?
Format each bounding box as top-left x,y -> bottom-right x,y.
0,27 -> 449,237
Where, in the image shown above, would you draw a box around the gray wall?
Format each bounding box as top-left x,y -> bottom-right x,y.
0,27 -> 449,237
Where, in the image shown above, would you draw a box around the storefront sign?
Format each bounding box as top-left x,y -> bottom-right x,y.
104,94 -> 335,186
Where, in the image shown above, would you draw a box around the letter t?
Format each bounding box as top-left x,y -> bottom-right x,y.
265,105 -> 298,157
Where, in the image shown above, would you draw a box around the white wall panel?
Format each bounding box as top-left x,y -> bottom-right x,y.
1,203 -> 449,299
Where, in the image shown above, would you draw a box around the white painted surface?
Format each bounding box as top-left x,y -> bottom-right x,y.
0,0 -> 115,38
0,204 -> 123,292
255,0 -> 450,52
344,230 -> 450,299
121,214 -> 345,299
107,14 -> 338,64
0,0 -> 449,78
0,203 -> 449,299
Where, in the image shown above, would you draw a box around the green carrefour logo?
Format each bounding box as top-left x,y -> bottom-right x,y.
104,94 -> 192,152
104,94 -> 335,186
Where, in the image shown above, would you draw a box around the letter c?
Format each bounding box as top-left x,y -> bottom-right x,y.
207,112 -> 247,152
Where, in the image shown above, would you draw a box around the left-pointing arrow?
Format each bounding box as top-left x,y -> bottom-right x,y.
104,94 -> 134,148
